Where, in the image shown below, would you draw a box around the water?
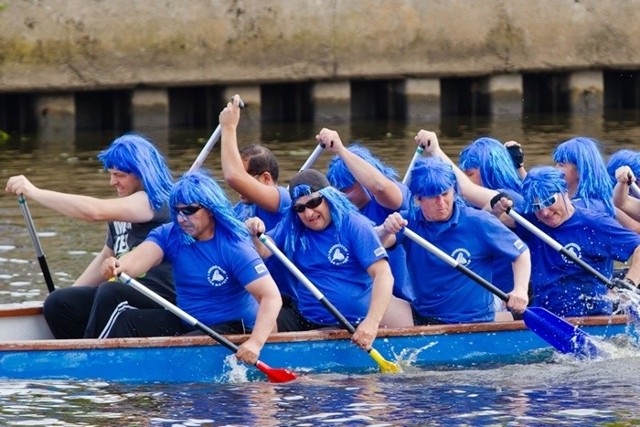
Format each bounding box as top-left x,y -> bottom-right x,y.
1,356 -> 640,425
1,111 -> 640,425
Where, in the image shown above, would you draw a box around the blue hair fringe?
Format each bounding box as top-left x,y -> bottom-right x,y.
326,144 -> 399,192
521,166 -> 568,214
458,137 -> 522,192
552,137 -> 614,216
607,149 -> 640,186
97,133 -> 174,211
170,170 -> 249,245
282,184 -> 362,255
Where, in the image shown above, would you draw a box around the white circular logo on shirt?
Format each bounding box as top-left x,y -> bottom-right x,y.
328,244 -> 349,266
560,243 -> 582,264
207,265 -> 228,287
451,248 -> 471,266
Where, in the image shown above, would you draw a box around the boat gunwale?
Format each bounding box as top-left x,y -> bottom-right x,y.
0,313 -> 629,352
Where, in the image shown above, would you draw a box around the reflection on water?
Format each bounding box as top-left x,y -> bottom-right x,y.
0,353 -> 639,425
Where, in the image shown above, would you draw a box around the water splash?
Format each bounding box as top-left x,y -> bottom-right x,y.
393,341 -> 439,368
221,354 -> 250,383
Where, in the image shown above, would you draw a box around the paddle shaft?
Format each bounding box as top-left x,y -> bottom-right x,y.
118,272 -> 241,353
188,98 -> 245,173
257,234 -> 402,372
118,273 -> 297,382
402,228 -> 508,301
18,196 -> 55,293
258,234 -> 356,333
506,209 -> 631,290
297,143 -> 325,174
401,145 -> 424,185
401,226 -> 603,357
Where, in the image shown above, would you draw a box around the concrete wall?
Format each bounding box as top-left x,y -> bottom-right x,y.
1,0 -> 639,91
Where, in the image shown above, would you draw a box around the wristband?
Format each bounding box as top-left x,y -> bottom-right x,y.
506,145 -> 524,169
490,192 -> 510,209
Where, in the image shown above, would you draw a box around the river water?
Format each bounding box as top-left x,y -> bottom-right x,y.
0,111 -> 639,425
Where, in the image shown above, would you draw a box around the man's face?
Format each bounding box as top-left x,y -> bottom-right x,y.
419,188 -> 455,222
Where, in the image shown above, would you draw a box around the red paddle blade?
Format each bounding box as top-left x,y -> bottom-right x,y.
255,361 -> 298,383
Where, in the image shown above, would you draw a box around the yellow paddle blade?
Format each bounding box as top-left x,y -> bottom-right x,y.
369,348 -> 402,373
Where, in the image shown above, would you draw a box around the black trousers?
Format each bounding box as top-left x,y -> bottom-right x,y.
43,282 -> 249,338
276,305 -> 341,332
43,281 -> 166,339
104,309 -> 249,338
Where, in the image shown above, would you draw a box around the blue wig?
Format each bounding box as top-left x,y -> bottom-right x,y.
552,137 -> 614,216
409,157 -> 457,198
607,149 -> 640,185
97,133 -> 174,211
458,137 -> 522,192
170,170 -> 249,245
408,157 -> 458,220
326,144 -> 399,191
521,167 -> 568,214
282,180 -> 360,255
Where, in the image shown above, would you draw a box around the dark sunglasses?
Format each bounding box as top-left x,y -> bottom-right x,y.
173,205 -> 203,216
532,194 -> 557,211
293,195 -> 324,213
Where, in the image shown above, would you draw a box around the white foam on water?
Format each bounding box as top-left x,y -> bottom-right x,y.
393,340 -> 438,367
298,412 -> 343,420
5,417 -> 60,426
556,408 -> 612,417
0,245 -> 16,251
9,281 -> 31,287
36,232 -> 56,238
9,258 -> 29,264
222,354 -> 250,383
283,395 -> 304,401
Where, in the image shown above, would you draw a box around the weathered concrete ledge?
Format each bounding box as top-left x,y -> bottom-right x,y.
0,0 -> 639,91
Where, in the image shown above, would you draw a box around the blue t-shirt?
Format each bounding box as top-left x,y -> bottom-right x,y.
233,185 -> 291,230
146,223 -> 270,328
518,206 -> 640,316
360,182 -> 414,301
269,212 -> 388,325
234,186 -> 297,300
401,201 -> 527,323
573,197 -> 613,218
461,189 -> 524,294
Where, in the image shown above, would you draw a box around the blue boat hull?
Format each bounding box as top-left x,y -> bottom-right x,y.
0,314 -> 632,383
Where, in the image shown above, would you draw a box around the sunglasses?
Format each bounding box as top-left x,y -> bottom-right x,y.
293,195 -> 324,213
173,205 -> 203,216
532,194 -> 557,211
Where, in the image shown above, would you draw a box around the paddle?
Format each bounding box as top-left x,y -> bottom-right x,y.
401,227 -> 600,358
188,97 -> 246,173
257,233 -> 402,373
17,196 -> 55,293
401,144 -> 425,185
117,272 -> 297,383
285,143 -> 326,191
503,205 -> 638,294
296,143 -> 325,173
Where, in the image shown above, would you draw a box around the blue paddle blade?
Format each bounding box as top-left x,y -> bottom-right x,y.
522,307 -> 601,358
